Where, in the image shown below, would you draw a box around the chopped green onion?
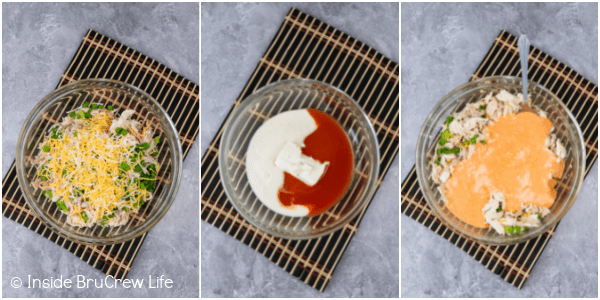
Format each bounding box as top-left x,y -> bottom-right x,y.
119,161 -> 131,172
107,105 -> 114,111
99,105 -> 104,109
470,134 -> 479,144
41,176 -> 48,181
155,136 -> 160,144
43,145 -> 51,152
56,200 -> 68,212
91,104 -> 98,109
440,129 -> 451,140
115,127 -> 128,136
481,140 -> 487,145
515,226 -> 521,235
504,226 -> 514,234
42,190 -> 53,198
62,169 -> 67,175
69,111 -> 76,118
150,150 -> 159,156
478,105 -> 486,110
482,115 -> 487,119
122,207 -> 129,212
100,221 -> 107,226
451,147 -> 460,154
83,102 -> 90,108
439,139 -> 447,146
74,131 -> 78,137
143,180 -> 155,193
537,213 -> 541,220
445,116 -> 454,126
436,156 -> 441,165
80,211 -> 89,222
496,206 -> 502,212
524,227 -> 530,231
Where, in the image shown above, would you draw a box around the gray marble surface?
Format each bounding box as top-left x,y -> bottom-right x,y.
2,3 -> 199,297
401,2 -> 598,298
201,2 -> 398,297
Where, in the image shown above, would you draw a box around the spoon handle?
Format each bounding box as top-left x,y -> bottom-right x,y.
518,34 -> 530,103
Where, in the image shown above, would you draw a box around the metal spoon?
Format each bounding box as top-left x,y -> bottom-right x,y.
518,34 -> 530,103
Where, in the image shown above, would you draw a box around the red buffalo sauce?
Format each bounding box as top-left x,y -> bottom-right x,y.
277,109 -> 353,216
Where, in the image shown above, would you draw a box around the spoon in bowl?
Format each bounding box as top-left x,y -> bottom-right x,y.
518,34 -> 530,104
518,34 -> 534,114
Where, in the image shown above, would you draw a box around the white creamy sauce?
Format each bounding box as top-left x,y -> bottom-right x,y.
245,109 -> 321,217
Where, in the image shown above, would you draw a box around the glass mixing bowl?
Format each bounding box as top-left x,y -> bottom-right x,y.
416,76 -> 586,245
219,79 -> 380,240
16,79 -> 183,245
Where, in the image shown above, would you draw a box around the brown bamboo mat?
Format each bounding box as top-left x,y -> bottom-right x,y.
2,29 -> 199,281
401,30 -> 598,289
201,7 -> 399,292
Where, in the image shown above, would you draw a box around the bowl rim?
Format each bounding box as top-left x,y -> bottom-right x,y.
415,75 -> 586,245
15,78 -> 183,245
218,78 -> 381,240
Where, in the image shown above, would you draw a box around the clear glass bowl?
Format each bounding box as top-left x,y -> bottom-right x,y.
416,76 -> 586,245
219,79 -> 380,240
16,79 -> 183,245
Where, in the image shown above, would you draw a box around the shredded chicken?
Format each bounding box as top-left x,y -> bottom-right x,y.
483,192 -> 551,235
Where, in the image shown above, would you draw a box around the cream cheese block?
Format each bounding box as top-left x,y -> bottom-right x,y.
275,142 -> 329,186
245,109 -> 323,217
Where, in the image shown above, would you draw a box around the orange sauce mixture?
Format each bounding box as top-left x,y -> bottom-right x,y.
444,112 -> 564,227
277,109 -> 353,216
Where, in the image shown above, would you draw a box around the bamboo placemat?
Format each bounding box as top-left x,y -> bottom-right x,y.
401,30 -> 598,289
201,7 -> 399,292
2,29 -> 199,280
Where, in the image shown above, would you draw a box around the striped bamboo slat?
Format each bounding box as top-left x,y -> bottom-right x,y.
401,30 -> 597,289
2,29 -> 199,281
201,7 -> 399,292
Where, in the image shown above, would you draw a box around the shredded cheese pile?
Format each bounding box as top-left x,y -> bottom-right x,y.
35,104 -> 159,227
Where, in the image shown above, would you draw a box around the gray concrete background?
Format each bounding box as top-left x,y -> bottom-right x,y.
201,2 -> 399,297
2,3 -> 199,297
402,2 -> 598,298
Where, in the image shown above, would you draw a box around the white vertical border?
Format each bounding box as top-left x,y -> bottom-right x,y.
397,2 -> 402,298
0,1 -> 3,297
197,1 -> 202,298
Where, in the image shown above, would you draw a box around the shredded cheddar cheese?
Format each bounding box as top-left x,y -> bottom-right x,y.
33,103 -> 160,227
